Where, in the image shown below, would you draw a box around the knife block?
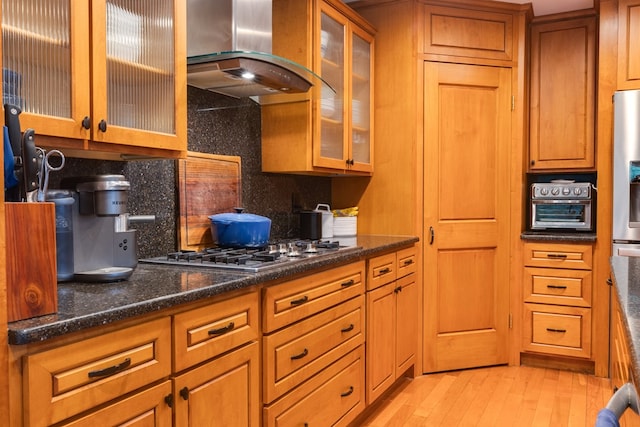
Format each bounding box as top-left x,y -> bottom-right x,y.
5,202 -> 58,322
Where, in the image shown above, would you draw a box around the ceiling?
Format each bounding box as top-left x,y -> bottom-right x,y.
342,0 -> 595,16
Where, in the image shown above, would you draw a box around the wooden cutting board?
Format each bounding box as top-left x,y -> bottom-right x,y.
177,152 -> 241,251
5,202 -> 58,322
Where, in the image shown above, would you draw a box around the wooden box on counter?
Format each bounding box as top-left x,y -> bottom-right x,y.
5,202 -> 57,322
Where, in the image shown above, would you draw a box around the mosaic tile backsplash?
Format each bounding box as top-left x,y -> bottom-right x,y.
52,87 -> 332,258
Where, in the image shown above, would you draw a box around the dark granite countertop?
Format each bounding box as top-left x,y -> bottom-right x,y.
8,235 -> 418,345
610,256 -> 640,387
520,231 -> 597,243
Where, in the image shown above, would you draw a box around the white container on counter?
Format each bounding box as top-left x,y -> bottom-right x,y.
333,216 -> 357,237
315,203 -> 333,238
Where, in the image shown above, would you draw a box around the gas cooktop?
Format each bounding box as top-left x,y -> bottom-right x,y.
140,239 -> 361,273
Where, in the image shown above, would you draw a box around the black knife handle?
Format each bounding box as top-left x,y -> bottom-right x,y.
4,104 -> 22,157
22,129 -> 39,193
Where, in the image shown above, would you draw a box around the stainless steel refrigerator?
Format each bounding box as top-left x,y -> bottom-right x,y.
613,89 -> 640,256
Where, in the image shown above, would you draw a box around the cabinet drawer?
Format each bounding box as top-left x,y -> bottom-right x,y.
397,246 -> 417,279
523,303 -> 591,358
263,261 -> 365,332
24,317 -> 172,426
173,290 -> 259,372
524,267 -> 592,307
423,5 -> 514,62
264,346 -> 365,427
523,242 -> 592,270
59,381 -> 172,427
263,296 -> 364,403
367,252 -> 396,290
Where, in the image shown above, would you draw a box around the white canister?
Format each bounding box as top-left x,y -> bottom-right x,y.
315,204 -> 333,238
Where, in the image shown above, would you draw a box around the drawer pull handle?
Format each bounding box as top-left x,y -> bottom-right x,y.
179,386 -> 189,400
88,357 -> 131,378
290,296 -> 309,306
379,267 -> 391,275
403,259 -> 414,266
547,285 -> 567,290
341,279 -> 355,288
394,286 -> 403,293
341,386 -> 354,397
341,324 -> 355,333
208,322 -> 235,336
546,253 -> 567,259
291,348 -> 309,360
546,328 -> 567,333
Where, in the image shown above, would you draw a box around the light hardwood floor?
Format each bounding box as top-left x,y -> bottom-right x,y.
358,365 -> 612,426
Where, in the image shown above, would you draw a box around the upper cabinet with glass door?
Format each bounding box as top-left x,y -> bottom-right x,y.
1,0 -> 186,159
262,0 -> 375,175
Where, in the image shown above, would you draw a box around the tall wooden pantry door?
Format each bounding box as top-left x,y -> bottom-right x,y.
423,62 -> 511,373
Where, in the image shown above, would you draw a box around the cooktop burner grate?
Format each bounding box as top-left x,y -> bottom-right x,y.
141,239 -> 358,272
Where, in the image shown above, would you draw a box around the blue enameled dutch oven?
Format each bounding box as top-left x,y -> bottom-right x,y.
208,208 -> 271,248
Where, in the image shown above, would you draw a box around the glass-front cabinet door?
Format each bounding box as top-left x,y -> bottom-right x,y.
315,4 -> 348,170
350,27 -> 373,173
1,0 -> 185,155
2,0 -> 91,139
314,1 -> 372,173
91,0 -> 185,151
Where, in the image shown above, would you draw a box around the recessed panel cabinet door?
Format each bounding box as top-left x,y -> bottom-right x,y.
173,342 -> 260,427
529,16 -> 595,170
423,61 -> 511,373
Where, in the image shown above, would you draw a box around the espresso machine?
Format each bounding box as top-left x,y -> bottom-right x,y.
60,174 -> 154,282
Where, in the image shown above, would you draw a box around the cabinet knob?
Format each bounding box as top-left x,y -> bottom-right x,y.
81,116 -> 91,129
179,386 -> 189,400
164,394 -> 174,408
98,119 -> 107,132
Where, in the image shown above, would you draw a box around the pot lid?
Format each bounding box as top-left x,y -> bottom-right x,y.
209,208 -> 271,223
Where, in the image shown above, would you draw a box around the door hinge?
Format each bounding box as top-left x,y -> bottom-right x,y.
511,95 -> 515,111
509,313 -> 513,329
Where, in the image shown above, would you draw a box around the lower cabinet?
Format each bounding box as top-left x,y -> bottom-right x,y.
59,382 -> 173,427
14,246 -> 419,426
18,289 -> 260,427
366,247 -> 418,404
23,317 -> 173,426
263,347 -> 365,427
522,242 -> 593,359
262,261 -> 366,426
610,290 -> 640,427
173,342 -> 260,426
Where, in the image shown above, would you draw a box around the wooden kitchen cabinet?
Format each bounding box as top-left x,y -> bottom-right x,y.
15,288 -> 260,427
58,381 -> 172,427
522,242 -> 593,359
618,0 -> 640,90
1,0 -> 186,159
262,261 -> 365,425
422,4 -> 515,64
173,342 -> 260,427
23,317 -> 172,426
529,15 -> 596,170
366,246 -> 418,404
173,290 -> 259,373
610,290 -> 640,427
261,0 -> 375,175
263,346 -> 365,427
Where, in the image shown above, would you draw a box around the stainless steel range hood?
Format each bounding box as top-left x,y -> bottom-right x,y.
187,0 -> 332,104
